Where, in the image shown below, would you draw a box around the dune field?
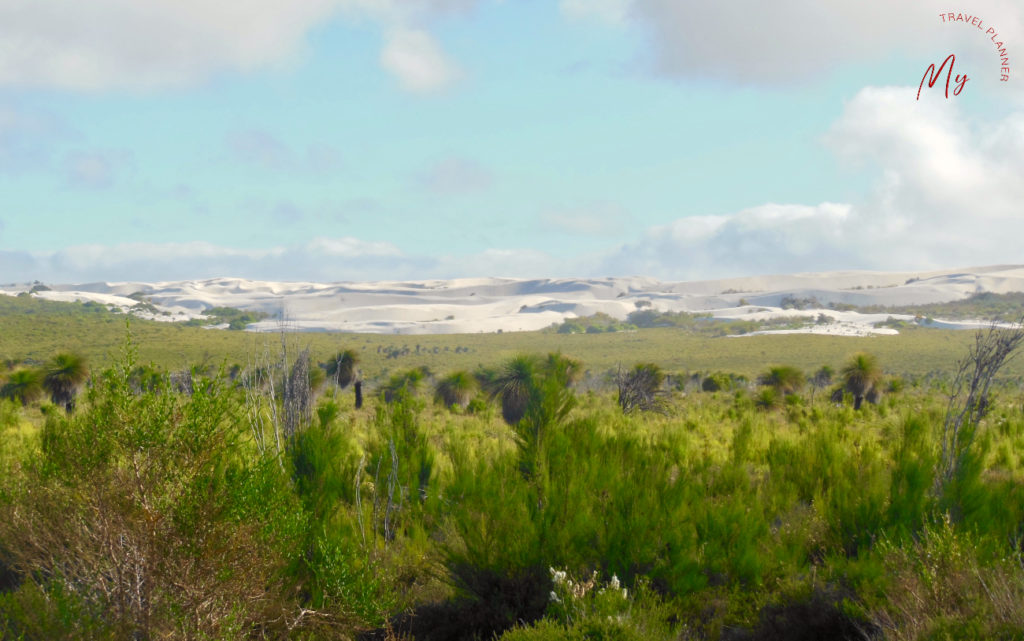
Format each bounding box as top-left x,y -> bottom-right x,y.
3,264 -> 1022,336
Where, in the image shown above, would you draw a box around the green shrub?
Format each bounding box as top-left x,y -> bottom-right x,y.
0,346 -> 307,638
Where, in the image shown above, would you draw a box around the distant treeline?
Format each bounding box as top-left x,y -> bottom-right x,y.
842,291 -> 1024,322
546,309 -> 826,336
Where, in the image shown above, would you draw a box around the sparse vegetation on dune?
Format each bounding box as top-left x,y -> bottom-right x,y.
3,294 -> 1023,384
2,300 -> 1024,639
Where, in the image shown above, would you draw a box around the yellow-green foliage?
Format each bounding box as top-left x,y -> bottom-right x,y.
2,328 -> 1024,639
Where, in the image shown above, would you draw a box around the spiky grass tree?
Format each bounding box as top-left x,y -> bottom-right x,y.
758,365 -> 806,396
490,353 -> 577,490
324,350 -> 359,388
492,354 -> 537,426
841,352 -> 882,410
324,349 -> 360,409
434,371 -> 479,410
43,352 -> 88,414
1,368 -> 44,407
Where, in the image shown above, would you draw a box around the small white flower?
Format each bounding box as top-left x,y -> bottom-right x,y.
609,574 -> 620,590
549,591 -> 560,603
622,588 -> 628,599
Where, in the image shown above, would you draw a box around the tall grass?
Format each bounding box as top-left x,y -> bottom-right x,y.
1,335 -> 1023,639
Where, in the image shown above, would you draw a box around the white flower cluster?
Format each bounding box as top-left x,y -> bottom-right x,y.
549,567 -> 628,601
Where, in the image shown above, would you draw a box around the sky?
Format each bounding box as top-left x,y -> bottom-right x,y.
1,0 -> 1023,284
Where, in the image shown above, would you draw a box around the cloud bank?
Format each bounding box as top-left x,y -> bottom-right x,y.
0,0 -> 472,92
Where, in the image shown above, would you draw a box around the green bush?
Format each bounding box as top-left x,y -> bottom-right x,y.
0,346 -> 307,638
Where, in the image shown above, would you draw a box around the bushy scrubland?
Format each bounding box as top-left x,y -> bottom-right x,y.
1,333 -> 1023,640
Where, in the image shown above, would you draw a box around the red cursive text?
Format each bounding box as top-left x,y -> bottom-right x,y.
917,54 -> 969,100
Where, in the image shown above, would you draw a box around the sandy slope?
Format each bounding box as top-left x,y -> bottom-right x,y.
2,265 -> 1022,336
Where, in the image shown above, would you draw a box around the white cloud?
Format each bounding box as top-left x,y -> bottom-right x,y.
602,85 -> 1024,279
380,28 -> 460,93
0,0 -> 345,90
623,0 -> 1024,85
0,0 -> 474,92
601,203 -> 862,279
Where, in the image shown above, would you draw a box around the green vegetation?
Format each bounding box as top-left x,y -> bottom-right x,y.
758,365 -> 806,396
841,351 -> 883,410
850,291 -> 1024,322
4,294 -> 1024,385
434,370 -> 479,409
0,317 -> 1023,638
184,305 -> 270,330
42,351 -> 89,413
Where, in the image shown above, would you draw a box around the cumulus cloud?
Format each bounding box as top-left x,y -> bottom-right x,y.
0,0 -> 474,92
602,85 -> 1024,279
0,0 -> 344,91
601,203 -> 863,279
622,0 -> 1024,85
380,28 -> 460,93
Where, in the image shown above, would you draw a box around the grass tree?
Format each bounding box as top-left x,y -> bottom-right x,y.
758,365 -> 806,396
488,352 -> 581,426
434,370 -> 479,410
324,349 -> 360,408
43,352 -> 88,414
324,349 -> 359,388
491,354 -> 537,426
1,368 -> 44,407
841,352 -> 882,410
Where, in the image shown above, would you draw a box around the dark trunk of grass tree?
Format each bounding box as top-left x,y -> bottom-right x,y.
354,381 -> 363,409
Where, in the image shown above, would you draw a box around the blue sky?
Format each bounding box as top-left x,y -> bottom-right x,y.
1,0 -> 1022,283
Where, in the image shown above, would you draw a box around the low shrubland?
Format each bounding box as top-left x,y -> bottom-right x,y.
0,326 -> 1023,639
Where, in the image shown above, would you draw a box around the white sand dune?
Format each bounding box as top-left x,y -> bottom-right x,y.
2,265 -> 1022,336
